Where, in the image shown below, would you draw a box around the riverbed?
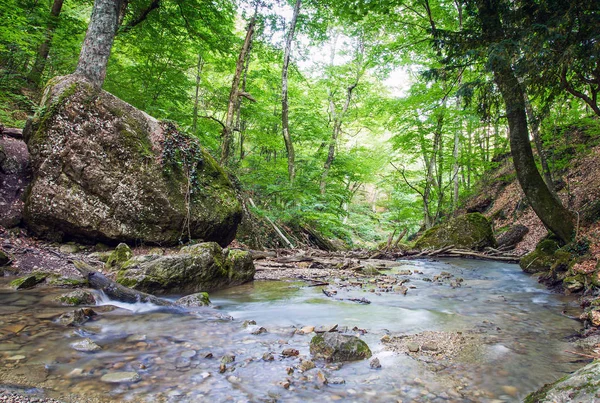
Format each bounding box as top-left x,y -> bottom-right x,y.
0,258 -> 586,402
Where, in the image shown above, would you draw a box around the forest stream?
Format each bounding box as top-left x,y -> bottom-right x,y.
0,258 -> 587,403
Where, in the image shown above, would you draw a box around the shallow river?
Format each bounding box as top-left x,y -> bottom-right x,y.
0,259 -> 586,402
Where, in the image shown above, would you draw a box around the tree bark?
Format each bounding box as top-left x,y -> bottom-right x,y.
191,54 -> 204,133
221,10 -> 257,165
524,95 -> 554,191
476,0 -> 574,243
28,0 -> 64,87
75,0 -> 124,87
281,0 -> 301,184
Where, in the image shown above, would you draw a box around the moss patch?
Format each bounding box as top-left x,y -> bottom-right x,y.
414,213 -> 496,251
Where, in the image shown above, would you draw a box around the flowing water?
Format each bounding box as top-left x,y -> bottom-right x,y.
0,259 -> 586,402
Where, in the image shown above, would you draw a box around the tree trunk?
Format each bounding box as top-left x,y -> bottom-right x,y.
191,54 -> 204,133
281,0 -> 301,184
524,96 -> 554,191
28,0 -> 64,87
75,0 -> 124,88
221,10 -> 257,165
476,0 -> 574,243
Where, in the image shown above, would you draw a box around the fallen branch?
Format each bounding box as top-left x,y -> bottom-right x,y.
248,198 -> 295,249
74,261 -> 174,307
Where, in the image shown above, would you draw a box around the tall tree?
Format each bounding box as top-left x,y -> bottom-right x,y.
75,0 -> 124,87
476,0 -> 574,243
221,7 -> 258,165
281,0 -> 302,184
28,0 -> 65,87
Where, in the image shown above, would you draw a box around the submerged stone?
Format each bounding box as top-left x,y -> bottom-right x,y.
71,338 -> 101,352
175,292 -> 211,307
24,74 -> 242,246
100,371 -> 141,383
524,360 -> 600,403
414,213 -> 496,251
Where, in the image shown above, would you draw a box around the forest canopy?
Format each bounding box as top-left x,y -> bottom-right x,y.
1,0 -> 598,247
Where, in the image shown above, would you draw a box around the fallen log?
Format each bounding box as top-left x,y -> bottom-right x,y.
74,261 -> 174,307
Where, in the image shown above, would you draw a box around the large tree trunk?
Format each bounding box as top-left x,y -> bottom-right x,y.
75,0 -> 124,87
221,11 -> 257,165
281,0 -> 301,184
477,0 -> 574,243
28,0 -> 64,87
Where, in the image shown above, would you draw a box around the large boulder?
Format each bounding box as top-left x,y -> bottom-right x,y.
0,135 -> 31,228
116,242 -> 254,294
524,361 -> 600,403
23,75 -> 242,246
309,333 -> 372,362
414,213 -> 496,251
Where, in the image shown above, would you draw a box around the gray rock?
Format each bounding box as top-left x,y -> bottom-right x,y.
100,371 -> 141,383
23,74 -> 242,246
71,338 -> 101,352
370,357 -> 382,369
310,333 -> 372,362
116,243 -> 254,294
314,324 -> 338,333
407,342 -> 420,353
525,360 -> 600,402
56,290 -> 96,306
175,292 -> 211,307
59,244 -> 80,254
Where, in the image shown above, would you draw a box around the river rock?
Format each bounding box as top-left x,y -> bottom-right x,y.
370,357 -> 382,369
525,360 -> 600,402
10,273 -> 47,289
23,74 -> 242,246
59,243 -> 80,254
100,371 -> 141,383
57,308 -> 96,326
497,224 -> 529,249
175,292 -> 211,307
71,338 -> 101,352
56,290 -> 96,306
314,324 -> 338,333
0,250 -> 9,266
414,213 -> 496,251
310,333 -> 372,362
105,243 -> 133,270
116,243 -> 254,293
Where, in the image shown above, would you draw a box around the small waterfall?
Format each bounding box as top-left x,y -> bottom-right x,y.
94,290 -> 165,313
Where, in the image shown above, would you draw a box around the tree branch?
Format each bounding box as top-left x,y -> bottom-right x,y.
120,0 -> 160,34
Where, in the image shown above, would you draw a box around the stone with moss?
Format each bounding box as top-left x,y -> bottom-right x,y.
23,74 -> 242,247
47,275 -> 88,288
310,333 -> 372,362
56,290 -> 96,306
105,243 -> 133,270
520,239 -> 561,274
175,292 -> 211,307
10,273 -> 48,290
414,213 -> 496,251
116,242 -> 254,294
524,360 -> 600,403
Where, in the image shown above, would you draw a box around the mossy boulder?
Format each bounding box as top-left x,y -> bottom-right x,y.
175,292 -> 211,307
105,243 -> 133,270
56,290 -> 96,306
524,360 -> 600,403
10,272 -> 48,289
23,74 -> 242,246
520,239 -> 562,274
309,333 -> 372,362
115,242 -> 254,294
414,213 -> 496,251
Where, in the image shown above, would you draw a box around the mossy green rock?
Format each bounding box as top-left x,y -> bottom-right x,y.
414,213 -> 496,251
23,74 -> 242,246
175,292 -> 211,307
309,333 -> 372,362
56,290 -> 96,306
10,273 -> 48,290
116,242 -> 254,294
520,239 -> 561,274
105,243 -> 133,270
524,360 -> 600,403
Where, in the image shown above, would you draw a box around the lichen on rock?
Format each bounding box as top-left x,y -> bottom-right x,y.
414,213 -> 496,251
23,74 -> 242,246
115,242 -> 254,294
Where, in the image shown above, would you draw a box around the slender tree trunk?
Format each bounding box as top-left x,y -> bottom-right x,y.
524,96 -> 554,191
75,0 -> 124,88
221,10 -> 257,165
28,0 -> 64,87
281,0 -> 301,184
191,54 -> 204,133
476,0 -> 574,243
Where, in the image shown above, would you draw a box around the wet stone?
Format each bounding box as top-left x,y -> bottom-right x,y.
314,324 -> 338,333
329,377 -> 345,384
221,354 -> 235,364
282,348 -> 299,357
407,342 -> 420,353
100,371 -> 141,383
71,338 -> 101,352
370,357 -> 382,369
